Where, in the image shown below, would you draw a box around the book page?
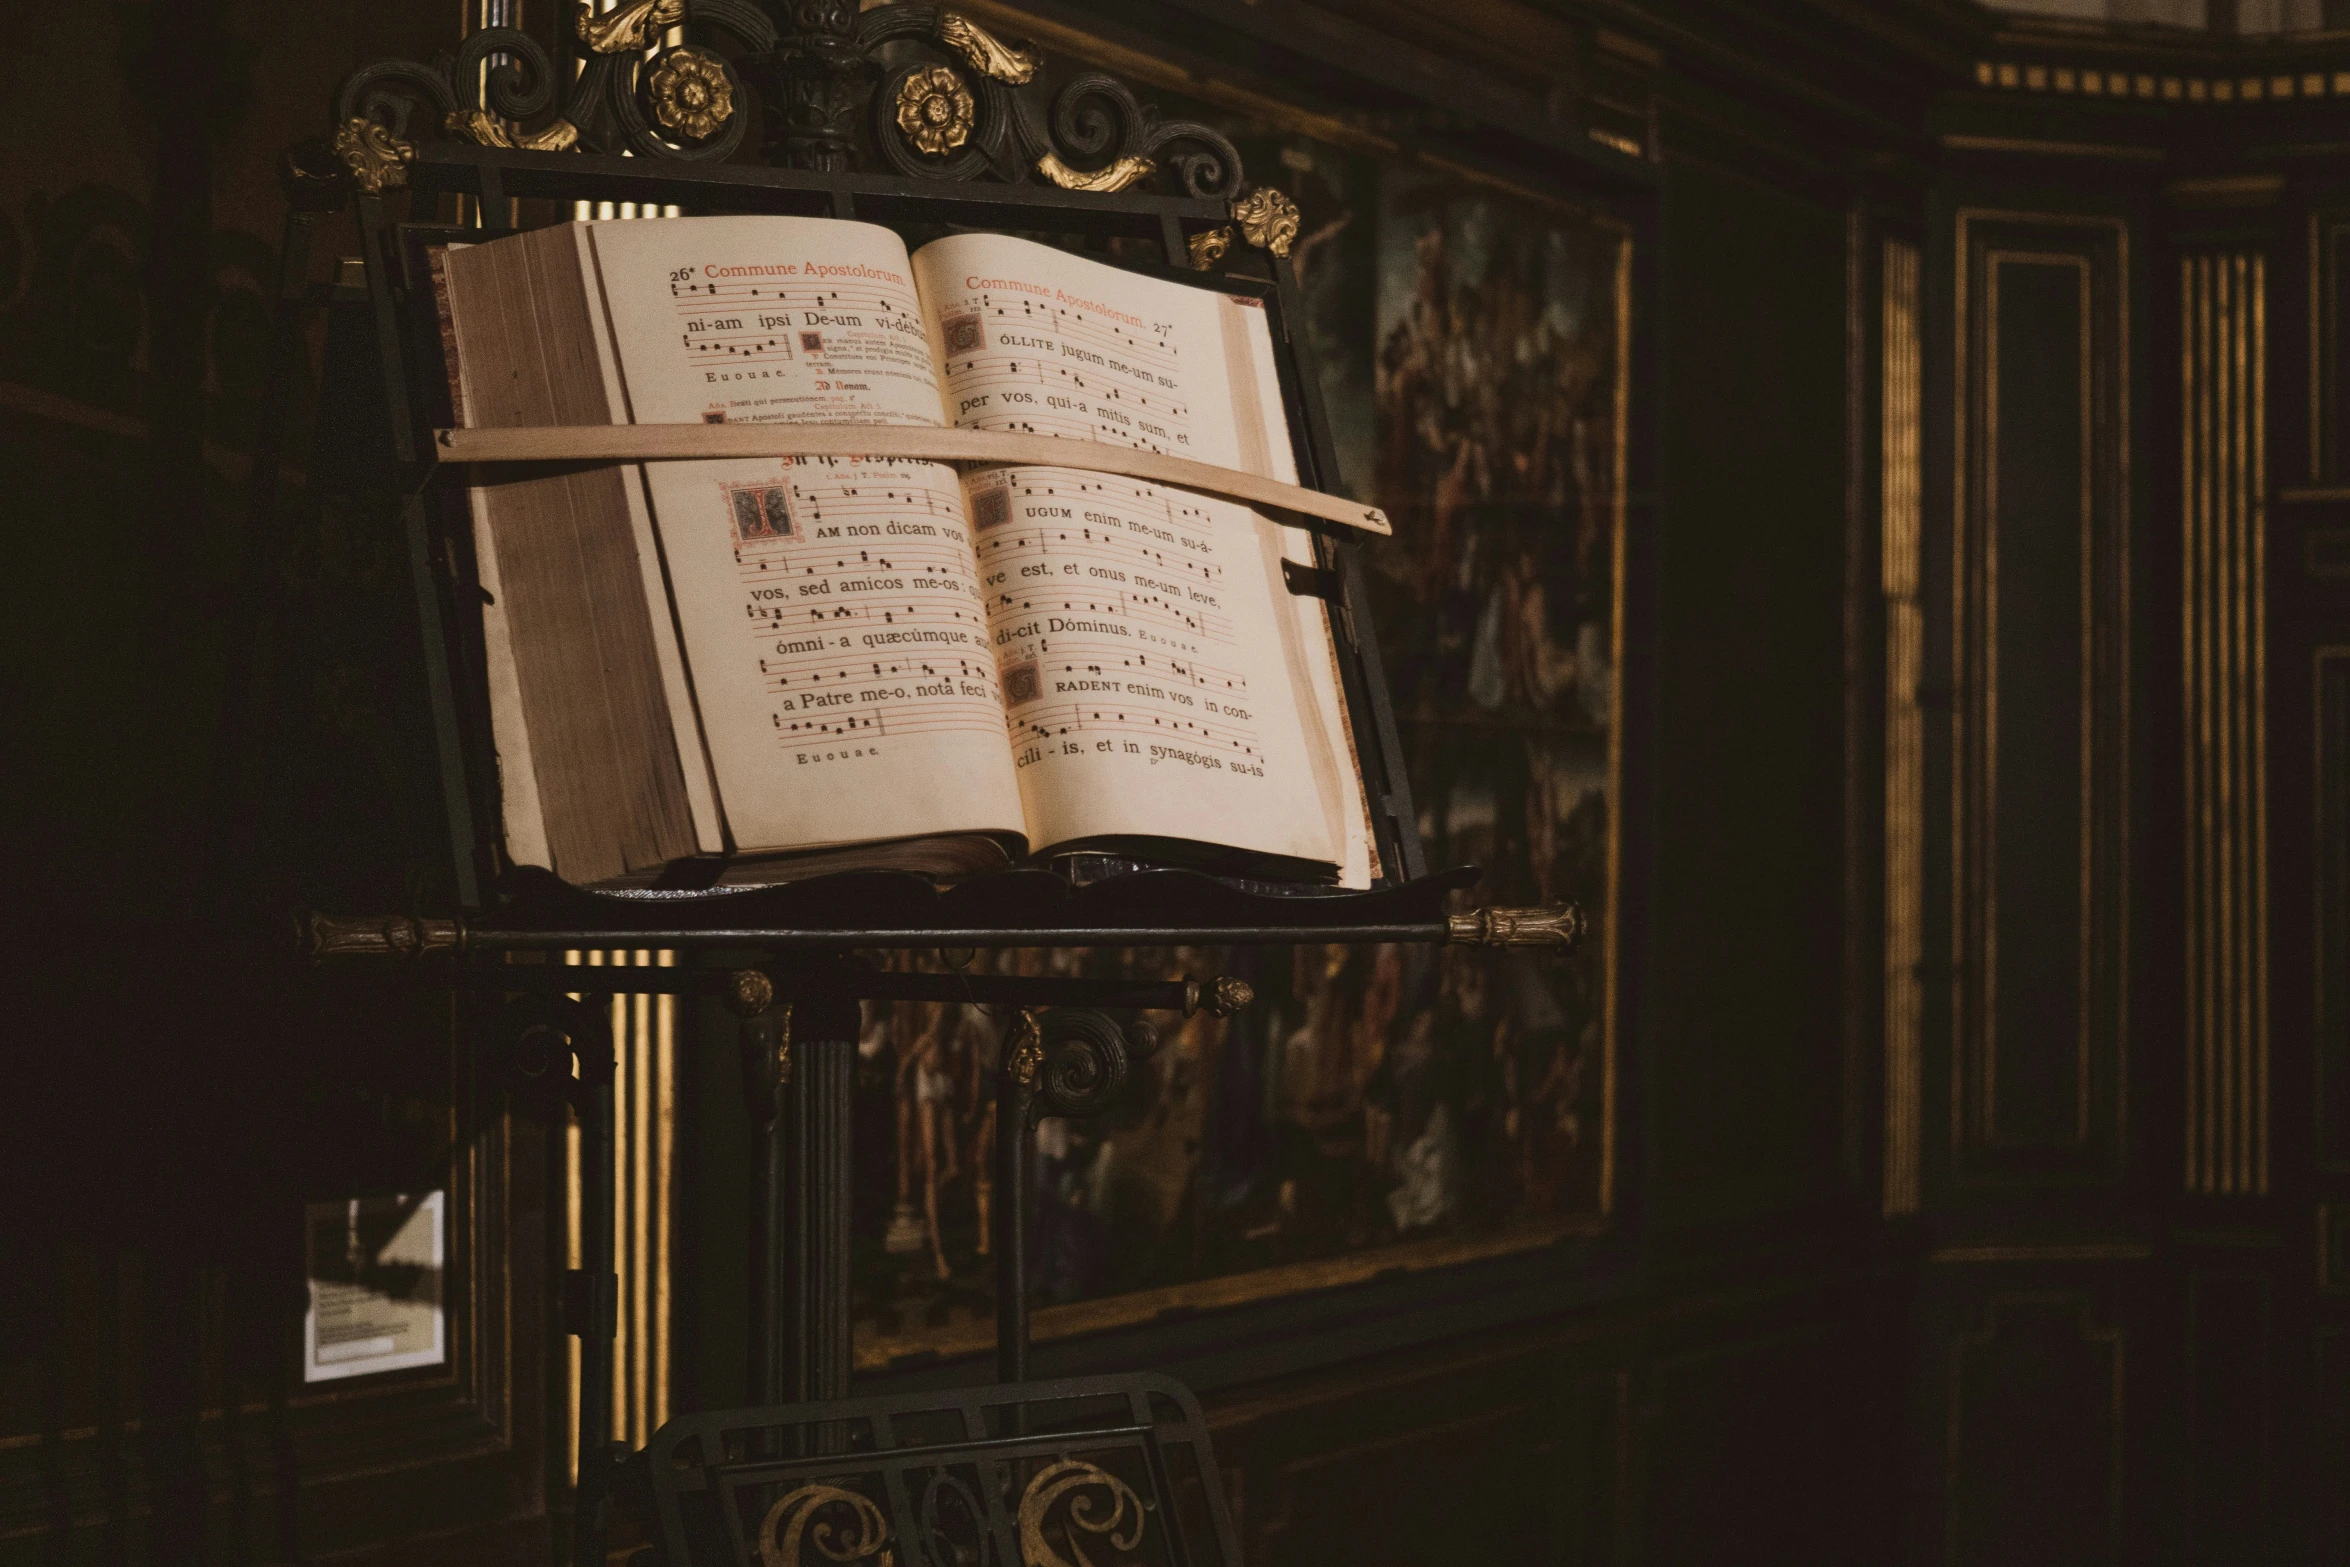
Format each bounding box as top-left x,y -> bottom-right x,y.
582,217 -> 1024,855
912,233 -> 1364,878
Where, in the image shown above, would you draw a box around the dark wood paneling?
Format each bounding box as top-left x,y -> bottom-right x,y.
1635,1332 -> 1833,1566
1202,1268 -> 1901,1567
2319,1327 -> 2350,1566
1950,212 -> 2132,1191
1943,1293 -> 2126,1567
2183,1270 -> 2272,1560
1650,147 -> 1851,1233
1206,1327 -> 1622,1567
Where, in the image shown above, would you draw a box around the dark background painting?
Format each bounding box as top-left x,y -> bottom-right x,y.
852,125 -> 1627,1369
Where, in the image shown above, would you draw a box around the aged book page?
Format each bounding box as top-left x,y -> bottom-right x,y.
911,233 -> 1368,880
441,228 -> 706,883
582,217 -> 1026,856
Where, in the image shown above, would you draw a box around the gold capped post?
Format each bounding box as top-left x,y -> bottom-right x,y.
1444,904 -> 1586,950
1204,976 -> 1255,1016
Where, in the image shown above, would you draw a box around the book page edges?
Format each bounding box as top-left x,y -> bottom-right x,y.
1229,295 -> 1376,889
435,246 -> 549,871
577,222 -> 727,856
466,484 -> 553,871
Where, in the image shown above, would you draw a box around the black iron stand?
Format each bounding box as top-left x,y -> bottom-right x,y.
282,21 -> 1584,1558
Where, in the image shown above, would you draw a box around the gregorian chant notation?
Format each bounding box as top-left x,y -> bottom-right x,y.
723,456 -> 1002,748
940,292 -> 1195,454
668,273 -> 925,363
973,461 -> 1266,765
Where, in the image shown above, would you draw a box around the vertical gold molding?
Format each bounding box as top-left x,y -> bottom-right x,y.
1598,230 -> 1631,1220
1884,235 -> 1926,1217
563,948 -> 680,1472
2182,252 -> 2271,1196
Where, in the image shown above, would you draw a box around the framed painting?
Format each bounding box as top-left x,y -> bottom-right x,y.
847,67 -> 1636,1372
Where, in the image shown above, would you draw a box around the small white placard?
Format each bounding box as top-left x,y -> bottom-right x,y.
303,1190 -> 447,1383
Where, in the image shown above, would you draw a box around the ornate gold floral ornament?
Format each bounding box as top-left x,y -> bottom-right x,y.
1035,151 -> 1154,193
937,12 -> 1040,84
895,64 -> 975,157
1230,186 -> 1300,257
1187,225 -> 1233,270
578,0 -> 685,55
445,109 -> 580,152
333,117 -> 417,194
1017,1460 -> 1146,1567
648,48 -> 734,140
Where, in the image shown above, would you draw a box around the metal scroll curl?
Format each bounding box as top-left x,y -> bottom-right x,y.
1017,1459 -> 1147,1567
326,3 -> 748,190
757,1483 -> 894,1567
1046,72 -> 1242,200
859,8 -> 1244,197
1031,1008 -> 1155,1120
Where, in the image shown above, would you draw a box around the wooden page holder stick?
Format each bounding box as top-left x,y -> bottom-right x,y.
433,421 -> 1395,538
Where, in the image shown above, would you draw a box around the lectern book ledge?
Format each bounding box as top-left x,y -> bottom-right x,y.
436,215 -> 1378,892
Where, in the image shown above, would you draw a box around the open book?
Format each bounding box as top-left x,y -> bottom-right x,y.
435,217 -> 1374,890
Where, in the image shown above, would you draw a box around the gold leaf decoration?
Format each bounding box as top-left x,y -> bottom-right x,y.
577,0 -> 685,55
1017,1460 -> 1146,1567
756,1484 -> 893,1567
444,109 -> 580,152
1445,903 -> 1586,949
1007,1010 -> 1043,1086
1187,225 -> 1233,271
938,12 -> 1040,84
647,47 -> 734,141
332,117 -> 415,194
1035,152 -> 1155,193
894,64 -> 975,157
1230,186 -> 1301,258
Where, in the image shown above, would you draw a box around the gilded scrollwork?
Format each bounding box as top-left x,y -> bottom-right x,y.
894,64 -> 976,157
333,0 -> 1250,194
1186,225 -> 1233,271
445,109 -> 580,152
647,47 -> 735,141
332,117 -> 416,194
578,0 -> 686,55
1230,186 -> 1301,257
1035,151 -> 1155,193
937,12 -> 1040,84
757,1484 -> 894,1567
1017,1460 -> 1147,1567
